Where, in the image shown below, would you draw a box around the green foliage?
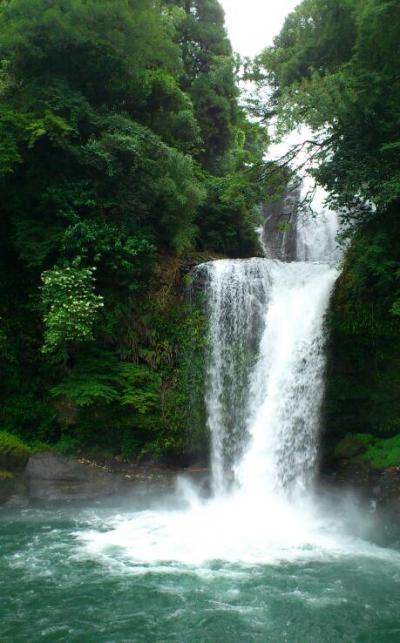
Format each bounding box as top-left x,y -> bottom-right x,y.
167,0 -> 237,172
323,211 -> 400,460
0,431 -> 30,457
334,433 -> 374,459
0,430 -> 30,469
256,0 -> 400,213
260,0 -> 356,92
121,432 -> 144,460
154,302 -> 209,459
28,441 -> 53,455
50,353 -> 161,412
0,470 -> 14,481
332,212 -> 400,333
0,0 -> 272,461
41,265 -> 104,354
362,435 -> 400,470
391,298 -> 400,317
50,357 -> 120,408
54,434 -> 81,456
334,432 -> 400,469
119,364 -> 161,414
46,295 -> 208,459
0,106 -> 43,175
197,174 -> 262,257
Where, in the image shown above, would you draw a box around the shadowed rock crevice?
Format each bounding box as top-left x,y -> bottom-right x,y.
260,187 -> 300,261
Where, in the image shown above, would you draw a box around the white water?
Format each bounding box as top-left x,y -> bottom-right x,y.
296,179 -> 341,264
237,261 -> 338,497
268,124 -> 342,264
201,259 -> 272,494
201,258 -> 338,498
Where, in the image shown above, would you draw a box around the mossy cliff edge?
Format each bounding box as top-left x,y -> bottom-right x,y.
322,211 -> 400,479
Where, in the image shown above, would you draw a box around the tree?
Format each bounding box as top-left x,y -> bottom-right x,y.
254,0 -> 400,215
166,0 -> 239,172
0,0 -> 270,456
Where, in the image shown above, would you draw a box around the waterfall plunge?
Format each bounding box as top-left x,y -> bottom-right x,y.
80,207 -> 351,567
203,259 -> 338,498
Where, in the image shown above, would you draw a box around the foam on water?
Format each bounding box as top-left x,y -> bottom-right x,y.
76,483 -> 400,569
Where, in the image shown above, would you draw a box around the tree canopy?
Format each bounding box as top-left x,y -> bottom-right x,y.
255,0 -> 400,214
0,0 -> 272,458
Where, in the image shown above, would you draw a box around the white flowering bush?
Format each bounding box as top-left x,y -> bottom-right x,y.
41,265 -> 104,354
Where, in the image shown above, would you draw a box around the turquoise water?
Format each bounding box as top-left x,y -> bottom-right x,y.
1,494 -> 400,643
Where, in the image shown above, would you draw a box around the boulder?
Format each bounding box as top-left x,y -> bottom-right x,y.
24,453 -> 120,502
0,431 -> 30,471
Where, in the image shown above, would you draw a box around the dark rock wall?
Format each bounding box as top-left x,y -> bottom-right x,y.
260,187 -> 301,261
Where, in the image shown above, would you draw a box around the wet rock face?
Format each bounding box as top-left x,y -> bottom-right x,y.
0,453 -> 207,506
23,453 -> 119,503
320,463 -> 400,542
260,188 -> 300,261
26,453 -> 102,481
0,434 -> 30,473
0,475 -> 19,505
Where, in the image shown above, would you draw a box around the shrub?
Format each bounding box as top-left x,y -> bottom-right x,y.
0,469 -> 14,481
54,434 -> 81,456
0,431 -> 30,470
334,432 -> 400,470
29,441 -> 53,455
362,435 -> 400,470
334,433 -> 374,459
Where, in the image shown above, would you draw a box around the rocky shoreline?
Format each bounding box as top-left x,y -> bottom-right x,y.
1,452 -> 399,544
320,461 -> 400,540
0,452 -> 209,507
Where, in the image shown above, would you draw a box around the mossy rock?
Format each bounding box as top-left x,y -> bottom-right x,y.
362,434 -> 400,470
0,468 -> 17,505
334,432 -> 400,470
0,469 -> 14,481
0,431 -> 30,471
29,441 -> 54,455
334,433 -> 375,459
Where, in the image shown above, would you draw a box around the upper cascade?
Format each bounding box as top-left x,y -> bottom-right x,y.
260,184 -> 341,264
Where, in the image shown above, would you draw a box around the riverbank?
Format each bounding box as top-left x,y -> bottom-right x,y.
0,451 -> 209,507
1,447 -> 399,528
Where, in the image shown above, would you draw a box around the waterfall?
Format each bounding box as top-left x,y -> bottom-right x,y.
296,187 -> 341,264
79,184 -> 347,568
199,259 -> 272,494
200,210 -> 340,498
80,209 -> 389,568
237,261 -> 338,496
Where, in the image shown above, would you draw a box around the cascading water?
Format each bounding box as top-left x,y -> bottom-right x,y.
200,196 -> 340,500
198,259 -> 272,495
77,192 -> 382,570
237,261 -> 338,496
296,182 -> 342,264
6,203 -> 399,643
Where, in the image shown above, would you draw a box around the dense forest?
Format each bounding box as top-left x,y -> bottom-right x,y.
1,0 -> 400,470
0,0 -> 273,461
